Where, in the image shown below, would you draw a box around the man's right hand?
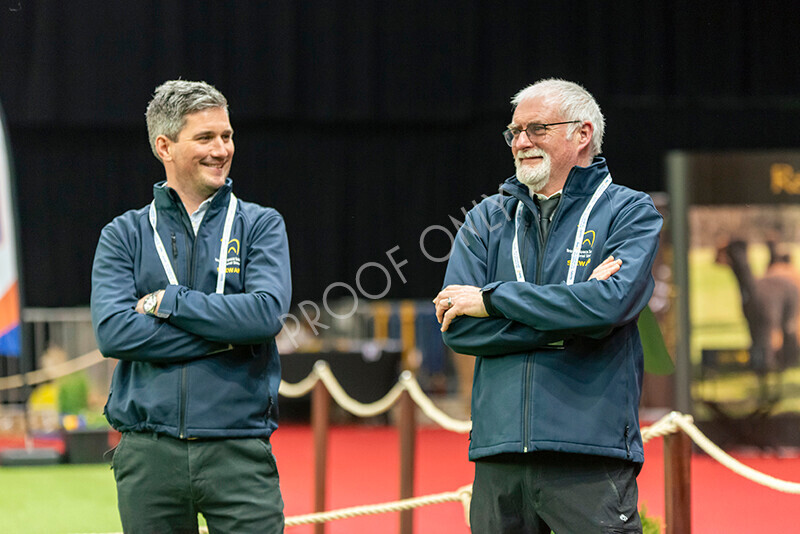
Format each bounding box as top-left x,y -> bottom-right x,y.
588,255 -> 622,281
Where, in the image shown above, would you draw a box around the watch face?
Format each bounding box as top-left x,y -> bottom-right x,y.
144,294 -> 157,314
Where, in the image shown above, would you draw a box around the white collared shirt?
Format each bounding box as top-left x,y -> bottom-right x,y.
532,190 -> 562,201
189,191 -> 220,235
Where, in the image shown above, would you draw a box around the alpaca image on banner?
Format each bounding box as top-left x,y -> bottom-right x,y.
715,237 -> 800,375
690,203 -> 800,447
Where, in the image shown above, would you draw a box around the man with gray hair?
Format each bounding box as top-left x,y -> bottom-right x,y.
434,79 -> 662,532
91,80 -> 290,533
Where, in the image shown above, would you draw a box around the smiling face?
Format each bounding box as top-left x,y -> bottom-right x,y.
510,94 -> 591,196
156,107 -> 234,211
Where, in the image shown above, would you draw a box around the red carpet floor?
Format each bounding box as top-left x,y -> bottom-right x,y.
2,427 -> 799,532
271,425 -> 800,534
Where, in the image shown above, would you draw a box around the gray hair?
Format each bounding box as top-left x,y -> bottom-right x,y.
511,78 -> 605,157
145,80 -> 228,160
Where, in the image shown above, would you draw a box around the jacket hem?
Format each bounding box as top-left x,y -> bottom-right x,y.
111,422 -> 276,440
469,441 -> 644,464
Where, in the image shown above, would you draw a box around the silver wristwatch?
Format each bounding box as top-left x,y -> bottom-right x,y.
142,292 -> 159,316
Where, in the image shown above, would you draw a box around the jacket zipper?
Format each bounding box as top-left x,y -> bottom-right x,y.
178,372 -> 188,438
523,198 -> 562,452
522,357 -> 533,452
519,218 -> 532,452
178,222 -> 196,439
624,425 -> 631,458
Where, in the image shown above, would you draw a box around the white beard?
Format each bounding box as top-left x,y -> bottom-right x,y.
514,149 -> 551,193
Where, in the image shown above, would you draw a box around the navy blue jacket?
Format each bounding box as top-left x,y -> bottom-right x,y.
442,158 -> 662,463
91,179 -> 291,439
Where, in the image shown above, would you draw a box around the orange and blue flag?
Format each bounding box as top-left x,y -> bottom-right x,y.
0,102 -> 20,357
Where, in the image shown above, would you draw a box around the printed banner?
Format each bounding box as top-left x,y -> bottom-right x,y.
671,150 -> 800,447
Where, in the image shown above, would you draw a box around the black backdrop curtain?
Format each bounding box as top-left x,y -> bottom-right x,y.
1,1 -> 799,306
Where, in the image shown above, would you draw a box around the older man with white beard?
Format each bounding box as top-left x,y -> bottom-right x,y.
433,79 -> 663,533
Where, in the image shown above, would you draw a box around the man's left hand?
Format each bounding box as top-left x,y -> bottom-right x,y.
433,285 -> 487,332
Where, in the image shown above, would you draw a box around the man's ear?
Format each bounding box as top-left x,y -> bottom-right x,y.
577,121 -> 594,152
155,135 -> 173,162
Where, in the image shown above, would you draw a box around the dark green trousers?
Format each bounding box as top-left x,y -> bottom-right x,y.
112,432 -> 284,534
470,451 -> 642,534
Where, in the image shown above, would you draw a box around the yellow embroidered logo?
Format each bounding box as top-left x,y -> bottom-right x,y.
217,238 -> 241,274
566,230 -> 595,267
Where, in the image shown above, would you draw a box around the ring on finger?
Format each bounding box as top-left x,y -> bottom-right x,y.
447,297 -> 453,307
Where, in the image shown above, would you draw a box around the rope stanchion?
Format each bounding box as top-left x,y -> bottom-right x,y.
311,377 -> 331,534
398,388 -> 416,534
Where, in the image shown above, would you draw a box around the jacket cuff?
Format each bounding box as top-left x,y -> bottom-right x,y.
480,281 -> 503,316
155,284 -> 180,319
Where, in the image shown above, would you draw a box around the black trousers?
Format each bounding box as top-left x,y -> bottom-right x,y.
470,451 -> 642,534
112,432 -> 284,534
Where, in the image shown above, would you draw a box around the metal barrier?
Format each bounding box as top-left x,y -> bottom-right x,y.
1,308 -> 113,431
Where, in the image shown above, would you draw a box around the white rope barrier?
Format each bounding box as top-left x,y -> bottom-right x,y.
666,411 -> 800,494
284,362 -> 800,498
0,349 -> 104,391
316,361 -> 407,418
400,371 -> 472,433
84,484 -> 473,534
281,484 -> 474,528
641,411 -> 682,443
279,360 -> 472,429
15,352 -> 800,534
276,368 -> 319,398
12,352 -> 800,497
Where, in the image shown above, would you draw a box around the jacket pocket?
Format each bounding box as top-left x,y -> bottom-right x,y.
109,432 -> 127,471
265,396 -> 274,422
103,390 -> 120,429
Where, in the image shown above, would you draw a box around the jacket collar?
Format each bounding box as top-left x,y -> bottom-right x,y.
500,157 -> 609,203
153,177 -> 234,213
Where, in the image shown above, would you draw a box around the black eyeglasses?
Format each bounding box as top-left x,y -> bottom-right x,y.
502,121 -> 582,146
